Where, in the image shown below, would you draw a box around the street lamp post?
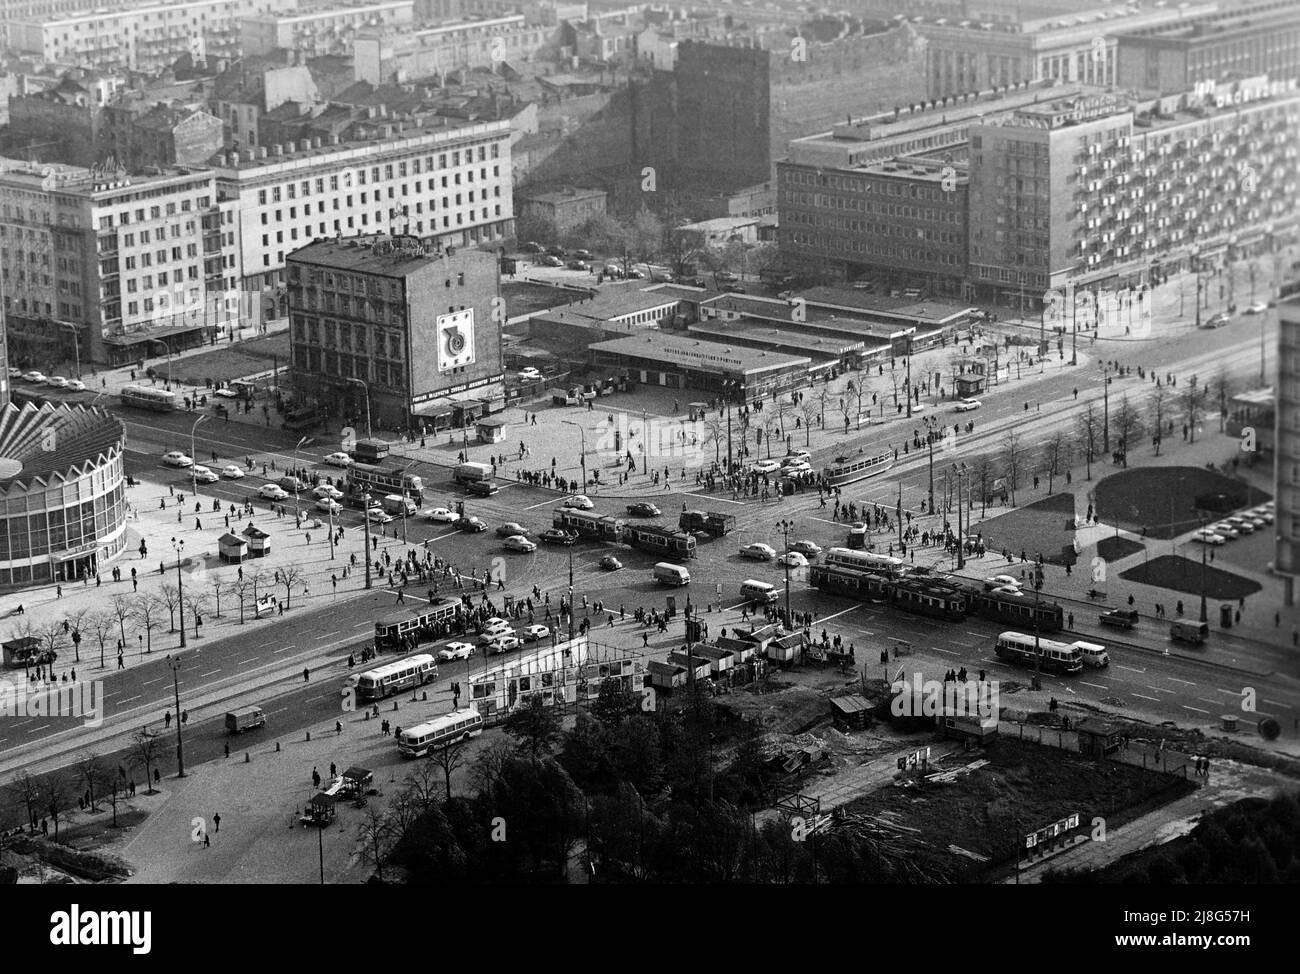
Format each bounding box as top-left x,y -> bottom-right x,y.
904,338 -> 913,420
776,519 -> 795,626
167,653 -> 186,778
345,378 -> 372,440
190,414 -> 210,495
562,420 -> 587,493
954,462 -> 967,570
1100,362 -> 1111,455
922,416 -> 938,515
292,436 -> 312,524
567,541 -> 575,644
171,537 -> 186,649
1199,516 -> 1209,624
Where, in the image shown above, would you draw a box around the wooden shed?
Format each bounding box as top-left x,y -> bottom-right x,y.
691,644 -> 733,676
666,651 -> 712,682
647,659 -> 687,691
218,532 -> 248,564
830,694 -> 873,731
715,636 -> 756,664
1075,717 -> 1124,758
241,523 -> 271,558
764,633 -> 803,664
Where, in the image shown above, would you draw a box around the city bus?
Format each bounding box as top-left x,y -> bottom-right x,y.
397,708 -> 484,757
623,524 -> 697,559
120,385 -> 178,412
373,597 -> 463,653
354,654 -> 438,702
823,547 -> 905,575
552,508 -> 623,541
348,462 -> 425,502
994,632 -> 1082,675
822,451 -> 894,487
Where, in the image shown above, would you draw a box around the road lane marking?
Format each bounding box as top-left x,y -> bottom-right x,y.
238,658 -> 258,665
1182,705 -> 1210,715
1147,685 -> 1176,694
142,678 -> 164,687
1263,699 -> 1292,709
26,724 -> 51,734
1197,697 -> 1222,705
964,631 -> 984,638
816,605 -> 859,624
1081,681 -> 1108,690
199,669 -> 222,678
119,694 -> 142,704
932,646 -> 959,656
1168,677 -> 1197,686
1117,665 -> 1145,674
1132,693 -> 1160,702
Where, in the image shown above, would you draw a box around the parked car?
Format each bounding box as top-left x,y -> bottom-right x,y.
522,625 -> 550,642
545,245 -> 566,257
1201,312 -> 1231,329
650,270 -> 674,283
503,535 -> 537,552
540,528 -> 577,545
6,367 -> 21,379
1209,523 -> 1239,539
221,464 -> 246,479
459,516 -> 488,532
424,507 -> 460,524
45,375 -> 69,388
954,398 -> 982,412
751,459 -> 782,475
1192,528 -> 1226,545
324,452 -> 354,467
740,542 -> 776,561
789,540 -> 822,556
784,449 -> 812,463
625,268 -> 645,280
162,451 -> 194,468
714,270 -> 739,283
437,642 -> 475,662
496,522 -> 529,538
778,551 -> 808,568
626,502 -> 661,517
603,264 -> 624,278
563,494 -> 594,510
539,255 -> 563,267
1248,506 -> 1274,524
989,585 -> 1023,596
983,575 -> 1021,591
780,460 -> 811,476
1099,608 -> 1140,629
259,483 -> 290,500
213,387 -> 240,399
1224,517 -> 1255,534
485,634 -> 521,653
21,371 -> 46,383
567,260 -> 589,271
1245,301 -> 1269,315
66,379 -> 86,392
189,465 -> 219,484
572,249 -> 594,261
600,554 -> 623,571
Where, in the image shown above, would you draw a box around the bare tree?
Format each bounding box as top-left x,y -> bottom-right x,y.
183,592 -> 210,639
249,569 -> 267,603
35,619 -> 66,669
89,611 -> 114,668
1076,402 -> 1101,480
703,415 -> 724,464
850,366 -> 872,423
1182,380 -> 1204,444
130,730 -> 162,794
160,583 -> 180,631
773,398 -> 794,440
1210,369 -> 1233,433
7,769 -> 44,830
468,739 -> 514,798
210,578 -> 225,618
106,777 -> 122,828
816,385 -> 833,428
1150,384 -> 1168,455
64,606 -> 91,663
7,618 -> 39,676
971,454 -> 998,517
1000,430 -> 1025,506
279,566 -> 303,609
1113,395 -> 1144,466
109,594 -> 135,649
799,399 -> 818,446
136,594 -> 163,654
77,751 -> 106,812
356,804 -> 396,883
403,762 -> 443,812
231,578 -> 251,624
44,772 -> 69,840
432,740 -> 468,800
1039,431 -> 1072,493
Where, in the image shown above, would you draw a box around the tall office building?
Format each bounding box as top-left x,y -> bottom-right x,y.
1277,299 -> 1300,604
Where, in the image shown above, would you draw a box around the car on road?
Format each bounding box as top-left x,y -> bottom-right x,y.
983,574 -> 1020,591
540,528 -> 577,545
563,494 -> 594,510
1099,608 -> 1140,629
213,387 -> 240,399
259,483 -> 290,500
789,540 -> 822,557
566,260 -> 589,271
495,522 -> 529,538
366,508 -> 394,524
1245,301 -> 1269,315
751,459 -> 782,475
424,507 -> 460,524
221,464 -> 246,479
740,542 -> 777,561
1209,522 -> 1239,539
45,375 -> 69,388
1192,528 -> 1226,545
162,450 -> 194,468
989,585 -> 1023,596
545,245 -> 566,257
324,451 -> 354,467
779,460 -> 811,476
21,371 -> 46,383
314,498 -> 343,514
517,367 -> 543,382
312,484 -> 343,500
539,254 -> 563,267
954,398 -> 982,412
626,502 -> 661,517
650,270 -> 674,283
503,534 -> 537,552
778,551 -> 808,568
721,283 -> 745,293
458,515 -> 488,532
522,624 -> 550,642
600,554 -> 623,571
572,249 -> 594,261
66,379 -> 86,392
437,642 -> 475,662
784,449 -> 812,463
1224,516 -> 1256,534
484,634 -> 521,653
1201,311 -> 1231,329
189,465 -> 219,484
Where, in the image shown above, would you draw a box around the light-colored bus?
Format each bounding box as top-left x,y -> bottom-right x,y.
119,384 -> 178,412
993,632 -> 1082,675
398,708 -> 484,757
354,653 -> 438,702
740,579 -> 779,605
823,547 -> 905,575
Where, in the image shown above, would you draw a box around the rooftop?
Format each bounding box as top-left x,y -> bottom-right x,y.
286,234 -> 493,276
516,186 -> 608,205
536,288 -> 685,324
0,403 -> 124,493
686,320 -> 867,358
588,333 -> 810,376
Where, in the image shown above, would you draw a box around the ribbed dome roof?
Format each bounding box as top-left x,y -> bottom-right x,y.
0,403 -> 125,492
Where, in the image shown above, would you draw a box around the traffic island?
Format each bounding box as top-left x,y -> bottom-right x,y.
980,493 -> 1079,566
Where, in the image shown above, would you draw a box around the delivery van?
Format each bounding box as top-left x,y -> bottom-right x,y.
1170,619 -> 1209,644
382,493 -> 417,517
1072,640 -> 1110,668
453,461 -> 494,484
225,706 -> 266,734
740,579 -> 778,605
652,562 -> 691,586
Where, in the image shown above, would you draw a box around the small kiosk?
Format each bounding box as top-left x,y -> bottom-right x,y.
302,792 -> 337,827
340,767 -> 374,799
476,416 -> 506,445
217,532 -> 248,565
241,524 -> 271,558
2,636 -> 51,669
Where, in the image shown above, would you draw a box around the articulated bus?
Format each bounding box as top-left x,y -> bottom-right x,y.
349,462 -> 425,502
623,524 -> 697,559
994,632 -> 1082,675
354,654 -> 438,702
823,547 -> 906,575
822,451 -> 894,487
552,508 -> 623,541
398,708 -> 484,757
373,597 -> 463,653
120,385 -> 178,412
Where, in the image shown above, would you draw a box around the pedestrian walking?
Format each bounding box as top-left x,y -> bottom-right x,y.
302,667 -> 310,682
213,813 -> 221,833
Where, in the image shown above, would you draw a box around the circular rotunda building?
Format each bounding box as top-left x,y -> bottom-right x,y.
0,402 -> 127,587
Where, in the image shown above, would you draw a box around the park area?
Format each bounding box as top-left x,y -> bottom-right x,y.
168,333 -> 291,388
838,737 -> 1195,882
1119,555 -> 1262,600
981,493 -> 1079,566
1095,466 -> 1270,540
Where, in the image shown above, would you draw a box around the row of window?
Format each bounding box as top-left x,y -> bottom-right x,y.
258,206 -> 502,258
254,147 -> 501,206
0,483 -> 123,562
292,347 -> 407,391
784,231 -> 964,266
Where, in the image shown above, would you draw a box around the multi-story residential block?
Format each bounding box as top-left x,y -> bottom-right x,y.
102,101 -> 226,172
212,118 -> 514,291
1278,300 -> 1300,603
8,0 -> 298,74
240,1 -> 415,59
3,70 -> 125,169
1116,0 -> 1300,94
515,185 -> 605,233
351,16 -> 554,86
0,159 -> 233,367
212,60 -> 322,150
286,234 -> 503,430
779,75 -> 1300,302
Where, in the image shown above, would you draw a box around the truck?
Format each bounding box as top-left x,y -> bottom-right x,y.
382,493 -> 417,517
551,386 -> 596,406
1170,619 -> 1209,644
351,439 -> 390,464
679,510 -> 737,537
453,461 -> 494,484
1099,608 -> 1139,629
225,706 -> 267,734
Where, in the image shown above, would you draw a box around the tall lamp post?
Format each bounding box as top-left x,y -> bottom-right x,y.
1198,516 -> 1209,624
292,436 -> 313,524
954,462 -> 968,570
167,652 -> 186,777
921,415 -> 938,515
1100,362 -> 1112,455
567,540 -> 575,644
171,537 -> 186,649
345,377 -> 372,440
152,339 -> 173,388
904,336 -> 914,420
776,519 -> 795,626
723,378 -> 738,476
562,420 -> 587,493
190,414 -> 210,495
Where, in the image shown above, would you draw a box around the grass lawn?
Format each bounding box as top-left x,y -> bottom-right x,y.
981,493 -> 1078,566
169,334 -> 291,387
1118,555 -> 1262,600
1095,466 -> 1270,540
1097,536 -> 1145,562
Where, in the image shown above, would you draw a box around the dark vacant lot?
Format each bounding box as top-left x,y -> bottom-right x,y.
169,334 -> 290,387
1096,467 -> 1270,540
981,493 -> 1078,566
1119,555 -> 1262,600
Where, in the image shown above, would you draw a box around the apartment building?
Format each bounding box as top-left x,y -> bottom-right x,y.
212,118 -> 514,291
240,1 -> 415,58
286,234 -> 502,429
351,16 -> 554,86
0,159 -> 232,366
1277,299 -> 1300,604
